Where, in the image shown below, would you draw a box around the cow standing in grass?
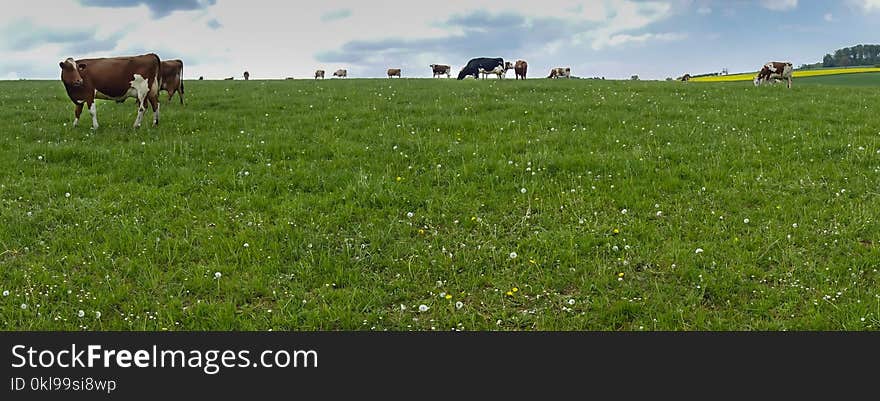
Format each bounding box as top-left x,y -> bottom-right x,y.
430,64 -> 451,78
387,68 -> 401,78
514,60 -> 528,80
160,59 -> 185,105
333,69 -> 347,78
754,62 -> 793,88
548,67 -> 571,78
457,57 -> 504,80
59,53 -> 161,129
315,70 -> 325,79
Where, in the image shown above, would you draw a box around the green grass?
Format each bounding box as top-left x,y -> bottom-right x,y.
1,78 -> 879,330
796,72 -> 880,86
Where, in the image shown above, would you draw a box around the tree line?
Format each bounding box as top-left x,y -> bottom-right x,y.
805,44 -> 880,69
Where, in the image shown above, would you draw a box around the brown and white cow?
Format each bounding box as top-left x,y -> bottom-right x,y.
754,62 -> 793,88
160,59 -> 185,105
387,68 -> 401,78
333,69 -> 347,78
548,67 -> 571,79
430,64 -> 451,78
59,53 -> 160,129
514,60 -> 528,80
315,70 -> 325,79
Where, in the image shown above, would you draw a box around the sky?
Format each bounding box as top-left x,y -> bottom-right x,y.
1,0 -> 879,80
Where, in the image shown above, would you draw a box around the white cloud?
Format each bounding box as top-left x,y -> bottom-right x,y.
697,6 -> 712,15
0,0 -> 681,80
760,0 -> 798,11
858,0 -> 880,11
823,13 -> 835,22
597,32 -> 687,48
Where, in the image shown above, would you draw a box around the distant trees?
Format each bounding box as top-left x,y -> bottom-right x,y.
821,44 -> 880,67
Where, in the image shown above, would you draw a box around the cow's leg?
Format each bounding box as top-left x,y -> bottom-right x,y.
787,77 -> 792,89
88,101 -> 98,129
134,95 -> 146,128
149,93 -> 159,127
73,103 -> 83,127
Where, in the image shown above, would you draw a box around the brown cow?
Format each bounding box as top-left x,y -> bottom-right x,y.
160,59 -> 185,105
387,68 -> 401,78
315,70 -> 325,79
59,53 -> 160,129
514,60 -> 528,80
754,61 -> 793,88
548,67 -> 571,79
430,64 -> 451,78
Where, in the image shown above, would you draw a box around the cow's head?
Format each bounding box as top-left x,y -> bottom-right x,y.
59,58 -> 85,87
504,61 -> 513,70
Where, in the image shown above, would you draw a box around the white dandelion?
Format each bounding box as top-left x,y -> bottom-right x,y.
214,272 -> 222,279
509,252 -> 518,259
406,212 -> 414,218
455,301 -> 463,309
695,248 -> 704,254
77,310 -> 85,318
418,304 -> 429,312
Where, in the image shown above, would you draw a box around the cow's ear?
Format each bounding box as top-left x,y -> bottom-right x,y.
59,61 -> 66,69
78,63 -> 86,71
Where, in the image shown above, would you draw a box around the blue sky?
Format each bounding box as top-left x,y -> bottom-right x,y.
1,0 -> 878,80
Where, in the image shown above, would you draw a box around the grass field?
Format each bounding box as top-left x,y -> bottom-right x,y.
1,78 -> 879,330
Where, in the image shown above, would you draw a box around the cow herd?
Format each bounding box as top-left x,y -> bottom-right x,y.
312,58 -> 562,81
58,51 -> 796,129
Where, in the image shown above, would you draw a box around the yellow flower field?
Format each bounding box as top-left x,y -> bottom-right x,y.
690,67 -> 880,82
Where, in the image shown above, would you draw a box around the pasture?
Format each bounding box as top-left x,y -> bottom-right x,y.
0,78 -> 878,330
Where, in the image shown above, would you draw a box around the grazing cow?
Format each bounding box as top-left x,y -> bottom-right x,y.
224,77 -> 234,80
387,68 -> 401,78
59,53 -> 161,129
315,70 -> 325,79
243,71 -> 250,80
198,76 -> 204,80
548,67 -> 571,79
430,64 -> 451,78
159,59 -> 185,105
333,69 -> 347,78
457,57 -> 504,80
679,74 -> 691,82
514,60 -> 528,80
754,62 -> 793,88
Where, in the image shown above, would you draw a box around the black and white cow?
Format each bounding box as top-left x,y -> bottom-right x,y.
754,62 -> 793,88
457,57 -> 505,80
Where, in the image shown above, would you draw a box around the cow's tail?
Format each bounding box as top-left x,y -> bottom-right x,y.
150,53 -> 161,97
178,60 -> 185,105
